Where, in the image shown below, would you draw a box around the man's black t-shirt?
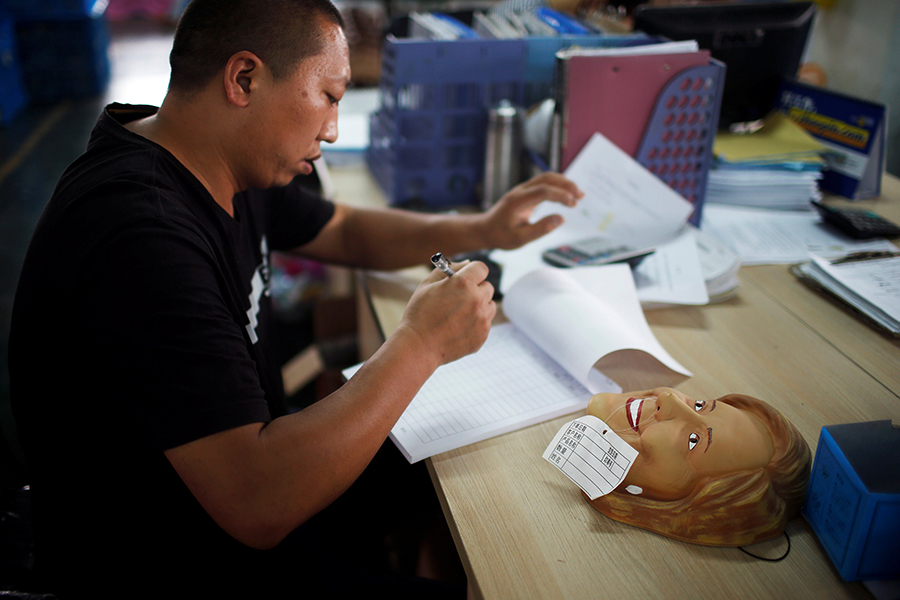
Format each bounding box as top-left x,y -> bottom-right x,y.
8,104 -> 335,597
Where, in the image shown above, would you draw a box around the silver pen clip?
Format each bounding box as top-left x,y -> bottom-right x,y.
431,252 -> 455,276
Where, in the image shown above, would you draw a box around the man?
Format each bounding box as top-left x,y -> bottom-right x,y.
9,0 -> 582,596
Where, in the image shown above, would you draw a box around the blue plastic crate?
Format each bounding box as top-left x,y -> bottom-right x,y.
0,16 -> 28,125
15,9 -> 110,102
367,36 -> 529,209
803,421 -> 900,581
7,0 -> 106,19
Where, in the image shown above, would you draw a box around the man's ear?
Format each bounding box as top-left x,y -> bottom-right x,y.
223,51 -> 264,107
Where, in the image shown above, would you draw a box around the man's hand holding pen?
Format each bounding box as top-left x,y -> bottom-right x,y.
397,258 -> 496,372
368,172 -> 581,375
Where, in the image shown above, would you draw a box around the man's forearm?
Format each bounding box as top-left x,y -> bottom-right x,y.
166,322 -> 439,550
165,263 -> 495,551
296,203 -> 491,270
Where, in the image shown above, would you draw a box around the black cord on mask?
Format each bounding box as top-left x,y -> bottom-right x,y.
738,530 -> 791,562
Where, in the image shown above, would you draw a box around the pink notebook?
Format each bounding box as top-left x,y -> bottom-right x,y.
558,50 -> 711,170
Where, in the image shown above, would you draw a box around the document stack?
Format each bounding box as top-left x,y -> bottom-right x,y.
694,227 -> 741,302
707,112 -> 825,210
409,12 -> 479,39
793,251 -> 900,336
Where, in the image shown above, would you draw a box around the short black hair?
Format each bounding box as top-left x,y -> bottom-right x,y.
168,0 -> 345,94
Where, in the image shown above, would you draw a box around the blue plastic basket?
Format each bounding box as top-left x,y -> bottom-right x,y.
367,36 -> 528,209
0,16 -> 28,125
7,0 -> 106,19
15,9 -> 110,102
803,421 -> 900,581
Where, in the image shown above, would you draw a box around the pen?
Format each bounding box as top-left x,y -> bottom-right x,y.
830,250 -> 900,265
431,252 -> 455,277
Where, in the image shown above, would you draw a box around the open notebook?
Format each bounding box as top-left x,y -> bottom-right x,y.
343,265 -> 691,462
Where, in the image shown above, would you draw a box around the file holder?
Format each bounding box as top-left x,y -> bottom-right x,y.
634,60 -> 725,226
367,33 -> 659,209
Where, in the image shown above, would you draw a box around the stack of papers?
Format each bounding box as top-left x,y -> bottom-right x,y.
701,204 -> 899,265
707,112 -> 826,210
793,251 -> 900,336
693,226 -> 741,302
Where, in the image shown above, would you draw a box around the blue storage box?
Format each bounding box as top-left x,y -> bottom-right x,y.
7,0 -> 106,18
367,32 -> 659,209
366,36 -> 528,210
803,420 -> 900,581
14,6 -> 110,102
0,15 -> 28,125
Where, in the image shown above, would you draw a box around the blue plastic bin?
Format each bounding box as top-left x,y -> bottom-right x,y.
803,420 -> 900,581
7,0 -> 106,18
0,15 -> 28,125
14,6 -> 110,102
366,36 -> 527,209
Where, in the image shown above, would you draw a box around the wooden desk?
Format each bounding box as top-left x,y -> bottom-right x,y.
331,163 -> 900,600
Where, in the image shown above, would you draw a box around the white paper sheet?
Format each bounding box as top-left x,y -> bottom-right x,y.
503,266 -> 692,389
543,415 -> 639,500
395,323 -> 603,462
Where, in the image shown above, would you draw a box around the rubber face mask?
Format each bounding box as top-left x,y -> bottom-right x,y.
574,389 -> 811,547
588,388 -> 775,501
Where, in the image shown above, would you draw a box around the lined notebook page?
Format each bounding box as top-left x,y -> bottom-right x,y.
380,323 -> 602,462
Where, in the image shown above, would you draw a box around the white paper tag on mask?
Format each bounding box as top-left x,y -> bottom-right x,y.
542,415 -> 639,500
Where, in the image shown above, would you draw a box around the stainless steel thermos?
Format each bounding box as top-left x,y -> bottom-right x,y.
482,100 -> 524,210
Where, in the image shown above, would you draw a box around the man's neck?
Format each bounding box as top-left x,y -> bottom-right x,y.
124,95 -> 240,217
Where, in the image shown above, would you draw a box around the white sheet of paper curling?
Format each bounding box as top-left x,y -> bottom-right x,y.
543,415 -> 639,500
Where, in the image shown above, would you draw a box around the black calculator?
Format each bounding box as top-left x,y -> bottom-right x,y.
811,201 -> 900,240
542,237 -> 656,268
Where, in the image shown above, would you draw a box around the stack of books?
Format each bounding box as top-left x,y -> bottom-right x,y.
476,6 -> 594,38
409,8 -> 596,40
706,112 -> 825,210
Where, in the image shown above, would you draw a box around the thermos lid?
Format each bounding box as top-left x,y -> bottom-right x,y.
490,99 -> 522,121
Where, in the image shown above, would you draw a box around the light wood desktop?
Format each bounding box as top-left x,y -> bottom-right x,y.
329,163 -> 900,600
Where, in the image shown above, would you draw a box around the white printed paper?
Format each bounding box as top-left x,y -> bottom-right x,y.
543,415 -> 639,500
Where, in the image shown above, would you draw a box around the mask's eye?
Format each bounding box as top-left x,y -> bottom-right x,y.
693,400 -> 705,412
688,432 -> 700,451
